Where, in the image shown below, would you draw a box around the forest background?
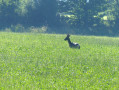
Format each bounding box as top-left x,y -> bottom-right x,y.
0,0 -> 119,36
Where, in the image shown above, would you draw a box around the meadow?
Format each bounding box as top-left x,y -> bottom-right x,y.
0,32 -> 119,90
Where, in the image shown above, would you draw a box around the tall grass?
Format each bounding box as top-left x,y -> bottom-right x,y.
0,32 -> 119,89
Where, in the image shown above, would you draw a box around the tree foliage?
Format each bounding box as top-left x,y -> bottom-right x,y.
0,0 -> 119,35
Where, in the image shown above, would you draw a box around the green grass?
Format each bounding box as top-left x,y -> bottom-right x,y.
0,32 -> 119,90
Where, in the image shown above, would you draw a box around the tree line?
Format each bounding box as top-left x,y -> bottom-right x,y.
0,0 -> 119,35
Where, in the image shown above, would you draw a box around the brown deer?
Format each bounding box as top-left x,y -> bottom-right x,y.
64,34 -> 80,49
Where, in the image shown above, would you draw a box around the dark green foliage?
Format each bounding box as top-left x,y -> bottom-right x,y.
0,0 -> 119,35
0,0 -> 58,27
25,0 -> 58,26
0,1 -> 18,27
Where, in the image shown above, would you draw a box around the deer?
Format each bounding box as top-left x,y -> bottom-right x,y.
64,34 -> 80,49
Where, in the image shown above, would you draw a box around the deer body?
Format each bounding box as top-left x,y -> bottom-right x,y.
64,34 -> 80,49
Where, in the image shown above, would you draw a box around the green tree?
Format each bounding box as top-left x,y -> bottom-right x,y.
114,0 -> 119,26
39,0 -> 58,26
0,0 -> 58,28
65,0 -> 107,27
0,0 -> 18,27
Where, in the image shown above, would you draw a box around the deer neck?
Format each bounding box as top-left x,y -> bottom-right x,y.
67,38 -> 72,45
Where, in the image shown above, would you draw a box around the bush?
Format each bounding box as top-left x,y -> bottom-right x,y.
29,26 -> 48,33
11,24 -> 25,32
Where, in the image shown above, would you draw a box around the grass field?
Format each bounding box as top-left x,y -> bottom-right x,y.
0,32 -> 119,90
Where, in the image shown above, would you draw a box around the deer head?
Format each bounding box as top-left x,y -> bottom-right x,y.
64,34 -> 70,41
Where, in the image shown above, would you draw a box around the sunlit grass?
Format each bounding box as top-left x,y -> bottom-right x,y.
0,32 -> 119,89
